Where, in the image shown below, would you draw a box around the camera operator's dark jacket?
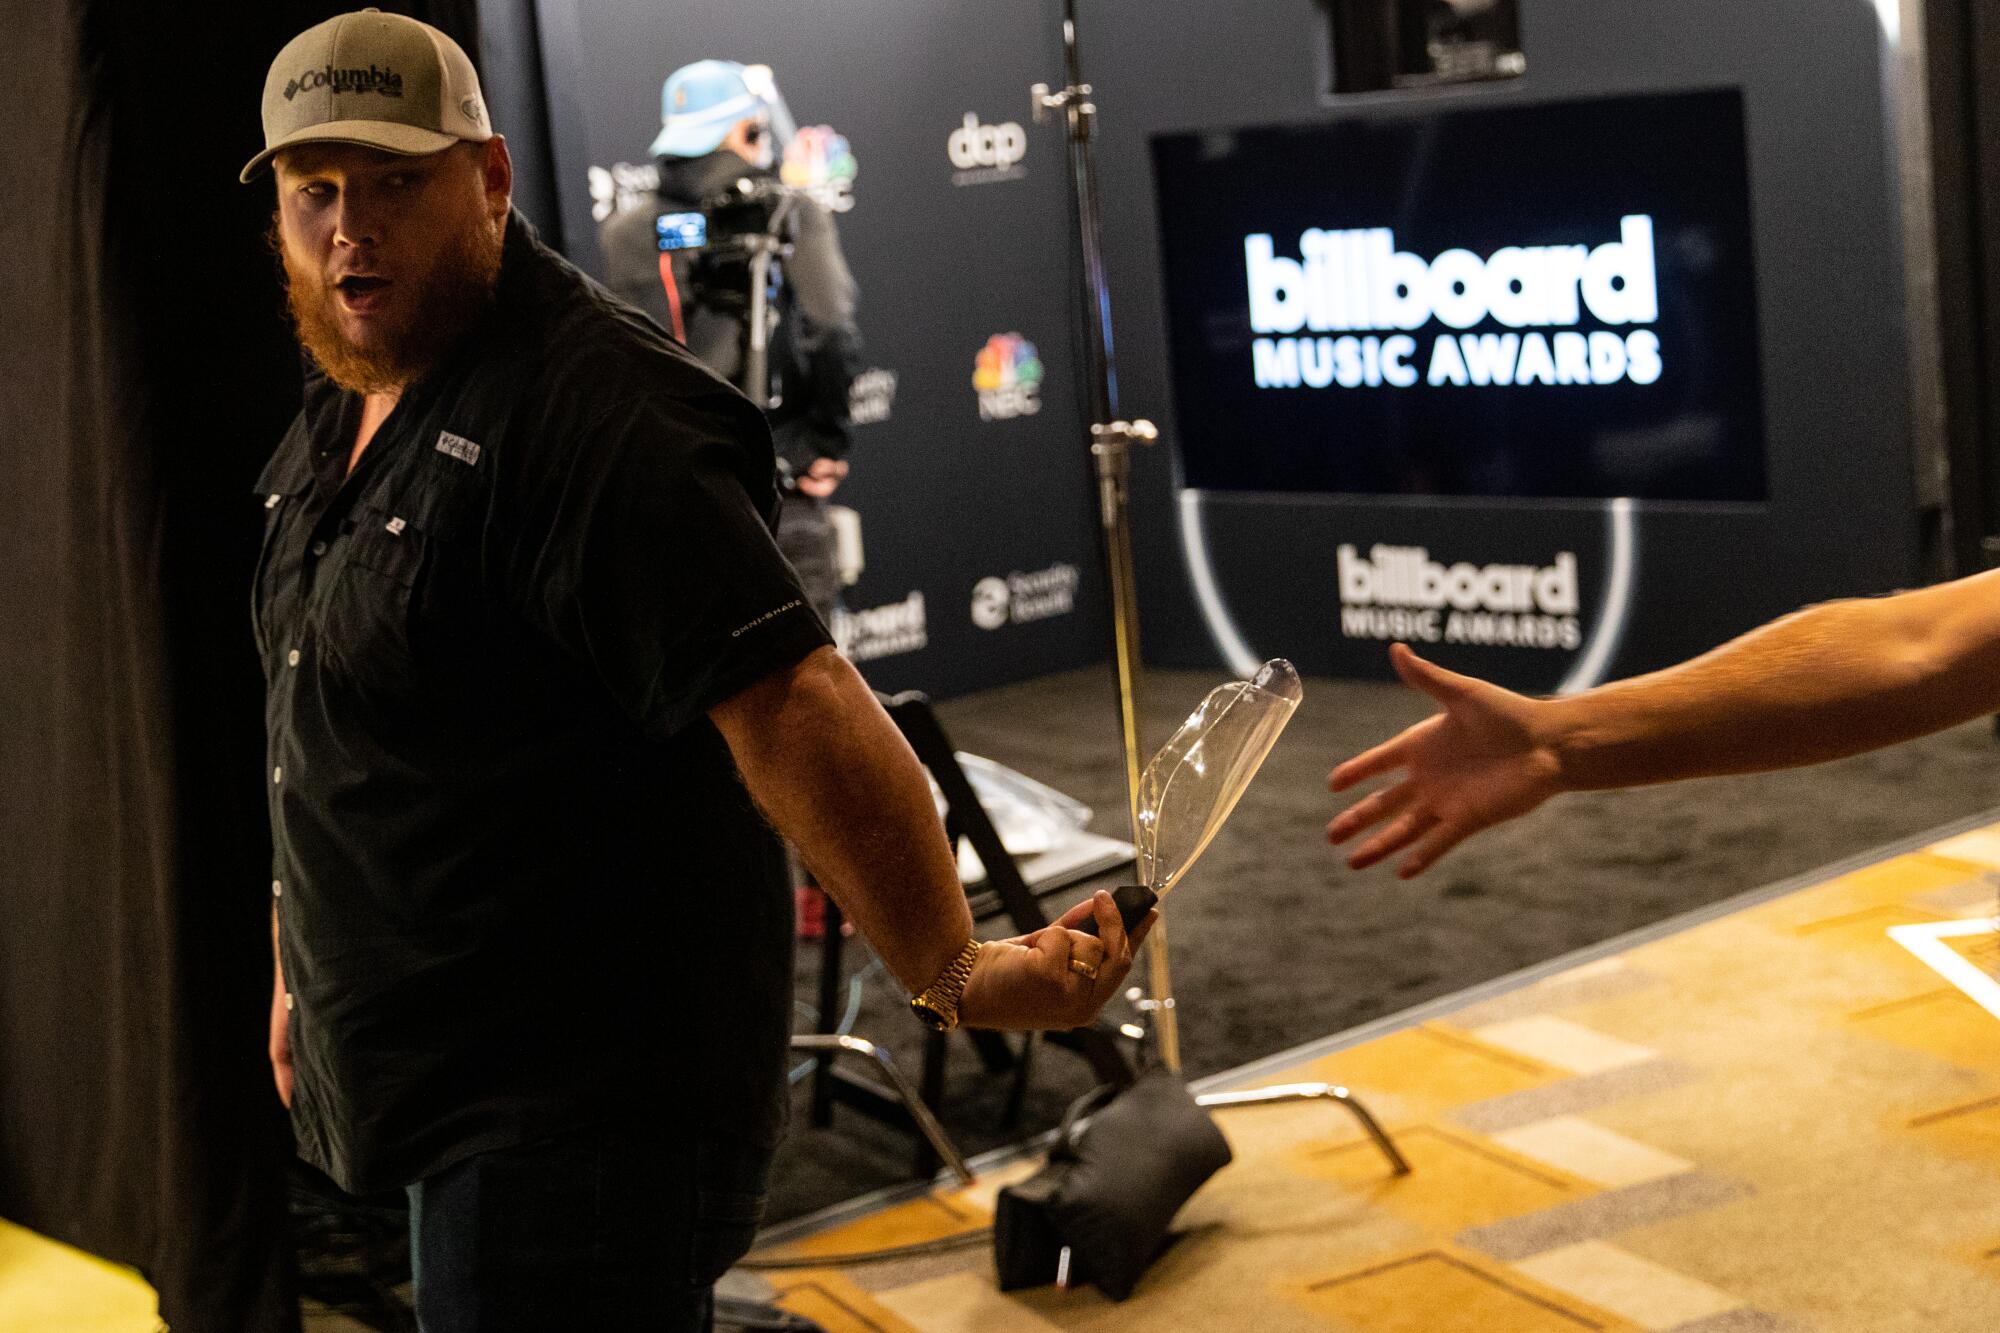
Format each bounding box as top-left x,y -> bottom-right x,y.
599,151 -> 863,481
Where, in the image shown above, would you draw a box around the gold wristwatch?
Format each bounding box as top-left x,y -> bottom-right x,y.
910,939 -> 983,1031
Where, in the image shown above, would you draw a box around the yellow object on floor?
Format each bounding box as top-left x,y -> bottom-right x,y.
753,821 -> 2000,1330
0,1218 -> 159,1333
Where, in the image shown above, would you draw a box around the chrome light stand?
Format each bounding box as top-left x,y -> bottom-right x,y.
1032,3 -> 1406,1175
1032,0 -> 1179,1073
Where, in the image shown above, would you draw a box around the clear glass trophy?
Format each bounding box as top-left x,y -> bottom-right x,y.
1071,657 -> 1409,1176
1081,659 -> 1304,935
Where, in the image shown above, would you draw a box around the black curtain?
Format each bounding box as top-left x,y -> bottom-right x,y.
1928,0 -> 2000,575
0,3 -> 498,1328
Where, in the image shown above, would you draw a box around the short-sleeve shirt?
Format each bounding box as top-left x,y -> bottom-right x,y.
253,211 -> 831,1195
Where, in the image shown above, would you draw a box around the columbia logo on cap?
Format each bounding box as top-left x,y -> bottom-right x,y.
282,63 -> 404,102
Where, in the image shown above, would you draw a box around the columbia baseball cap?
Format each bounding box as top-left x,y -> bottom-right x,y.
649,60 -> 771,159
240,8 -> 492,183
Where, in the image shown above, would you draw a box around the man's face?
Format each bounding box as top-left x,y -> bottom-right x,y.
271,139 -> 511,394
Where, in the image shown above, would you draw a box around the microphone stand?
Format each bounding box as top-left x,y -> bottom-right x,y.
1032,1 -> 1178,1071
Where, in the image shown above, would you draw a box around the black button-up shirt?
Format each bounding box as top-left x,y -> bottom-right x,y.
254,212 -> 830,1195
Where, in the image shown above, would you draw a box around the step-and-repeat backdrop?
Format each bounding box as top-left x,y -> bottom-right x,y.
508,0 -> 1920,699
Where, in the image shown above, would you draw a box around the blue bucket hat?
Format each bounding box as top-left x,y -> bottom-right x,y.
650,59 -> 793,159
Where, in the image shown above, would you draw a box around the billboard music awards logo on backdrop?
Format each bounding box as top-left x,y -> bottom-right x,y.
832,591 -> 928,662
1337,545 -> 1583,650
1245,216 -> 1663,390
781,125 -> 859,214
949,113 -> 1027,186
971,563 -> 1081,630
974,335 -> 1043,420
849,368 -> 898,426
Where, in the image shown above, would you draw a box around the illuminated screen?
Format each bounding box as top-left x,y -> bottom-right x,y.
1151,89 -> 1767,502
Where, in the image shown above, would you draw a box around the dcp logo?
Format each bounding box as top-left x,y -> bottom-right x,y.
970,578 -> 1010,630
948,114 -> 1027,186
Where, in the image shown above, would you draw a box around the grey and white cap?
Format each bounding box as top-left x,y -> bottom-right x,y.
240,8 -> 492,184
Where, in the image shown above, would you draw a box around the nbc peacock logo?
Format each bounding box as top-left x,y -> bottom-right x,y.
781,126 -> 859,214
973,333 -> 1044,421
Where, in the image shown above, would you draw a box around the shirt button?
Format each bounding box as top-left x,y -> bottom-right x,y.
272,879 -> 283,898
287,648 -> 301,668
273,766 -> 283,785
284,993 -> 295,1011
310,539 -> 329,557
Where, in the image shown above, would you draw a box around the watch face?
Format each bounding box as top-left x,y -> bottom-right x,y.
911,998 -> 952,1031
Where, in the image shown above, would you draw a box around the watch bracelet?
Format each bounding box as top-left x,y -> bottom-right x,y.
914,937 -> 983,1018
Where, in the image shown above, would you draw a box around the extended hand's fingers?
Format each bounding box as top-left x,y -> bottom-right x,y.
1329,733 -> 1412,793
1389,642 -> 1473,701
1347,807 -> 1436,872
1327,779 -> 1417,845
1399,818 -> 1474,880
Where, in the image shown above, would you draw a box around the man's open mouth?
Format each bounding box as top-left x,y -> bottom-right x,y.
334,274 -> 393,313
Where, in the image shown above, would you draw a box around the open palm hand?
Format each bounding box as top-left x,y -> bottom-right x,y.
1327,643 -> 1565,877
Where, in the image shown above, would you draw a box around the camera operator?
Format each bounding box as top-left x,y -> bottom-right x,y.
600,60 -> 861,622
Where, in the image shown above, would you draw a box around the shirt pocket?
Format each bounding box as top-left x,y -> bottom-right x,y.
318,481 -> 473,697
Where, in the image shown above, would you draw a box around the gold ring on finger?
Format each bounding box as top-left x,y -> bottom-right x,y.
1068,958 -> 1100,980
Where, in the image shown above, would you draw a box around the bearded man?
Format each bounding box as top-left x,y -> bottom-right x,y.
245,13 -> 1152,1330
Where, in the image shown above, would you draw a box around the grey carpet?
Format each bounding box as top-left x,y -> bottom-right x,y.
768,663 -> 2000,1224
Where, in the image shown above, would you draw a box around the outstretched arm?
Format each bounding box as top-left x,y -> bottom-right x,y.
1328,568 -> 2000,877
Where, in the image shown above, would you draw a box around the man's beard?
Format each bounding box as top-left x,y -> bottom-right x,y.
271,208 -> 505,394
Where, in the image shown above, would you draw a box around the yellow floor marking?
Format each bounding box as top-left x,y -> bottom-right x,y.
1891,919 -> 2000,1021
1299,1123 -> 1593,1233
787,1193 -> 985,1259
1293,1245 -> 1638,1332
1286,1024 -> 1565,1121
874,1271 -> 1069,1333
771,1270 -> 928,1333
1850,984 -> 2000,1067
1751,854 -> 1975,930
1906,1090 -> 2000,1165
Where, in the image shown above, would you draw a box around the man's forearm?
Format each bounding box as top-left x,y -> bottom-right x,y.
1547,585 -> 2000,790
711,647 -> 972,994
